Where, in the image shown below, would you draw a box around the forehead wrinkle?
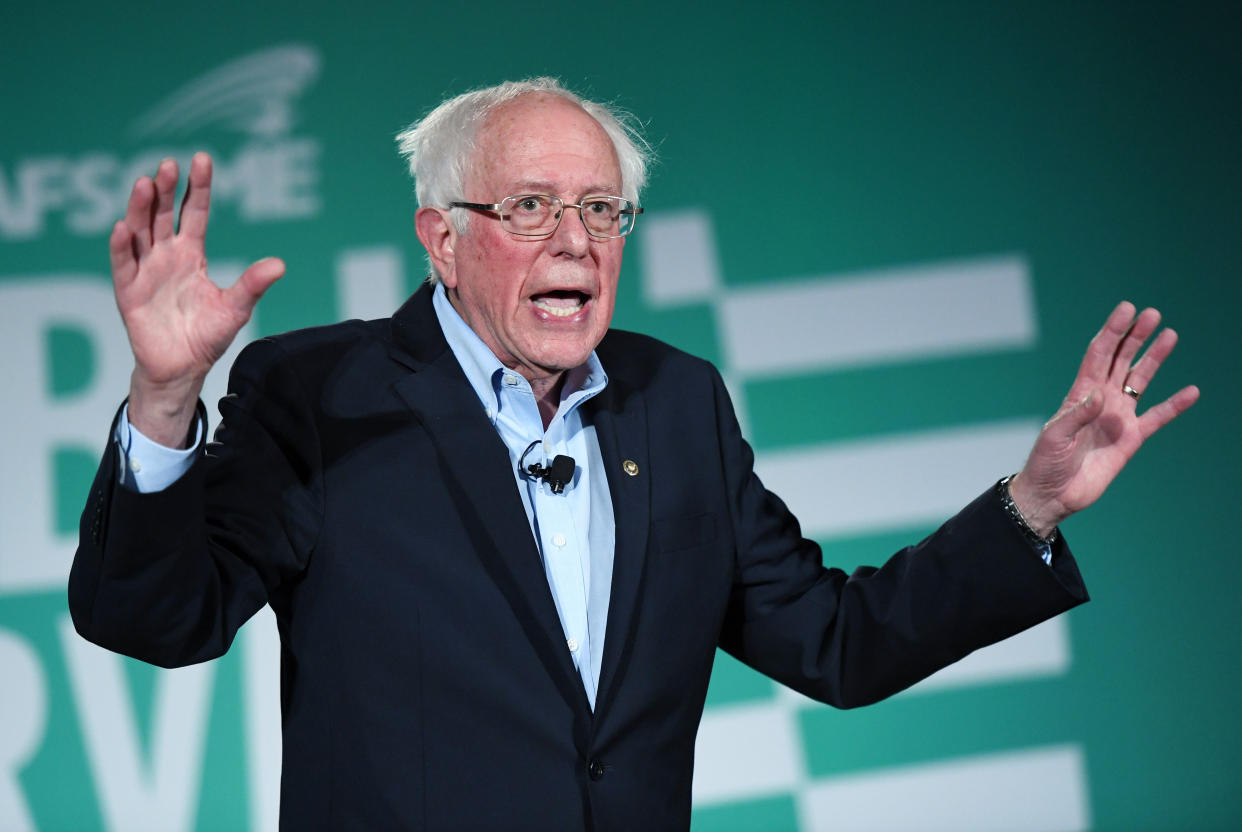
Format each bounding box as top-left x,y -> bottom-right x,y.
509,179 -> 624,198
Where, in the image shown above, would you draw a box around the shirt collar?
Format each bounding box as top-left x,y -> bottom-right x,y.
431,282 -> 608,420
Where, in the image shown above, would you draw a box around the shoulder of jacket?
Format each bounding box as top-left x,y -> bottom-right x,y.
237,316 -> 391,361
598,328 -> 717,378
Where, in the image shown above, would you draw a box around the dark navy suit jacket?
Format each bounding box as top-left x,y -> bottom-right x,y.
70,283 -> 1088,830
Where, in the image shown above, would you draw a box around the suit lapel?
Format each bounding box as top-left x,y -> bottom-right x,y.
388,287 -> 591,715
589,375 -> 651,717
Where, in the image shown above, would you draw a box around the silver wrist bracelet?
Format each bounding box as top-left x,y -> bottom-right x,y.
997,474 -> 1058,548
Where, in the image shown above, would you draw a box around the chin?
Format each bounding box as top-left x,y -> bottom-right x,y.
543,353 -> 592,373
531,344 -> 595,374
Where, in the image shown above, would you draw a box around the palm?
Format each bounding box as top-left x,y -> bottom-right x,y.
1013,302 -> 1199,533
117,237 -> 235,384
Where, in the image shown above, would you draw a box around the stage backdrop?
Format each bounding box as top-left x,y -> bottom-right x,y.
2,2 -> 1238,830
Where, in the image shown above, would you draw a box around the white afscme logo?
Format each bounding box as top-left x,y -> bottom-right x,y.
0,44 -> 323,240
130,45 -> 320,139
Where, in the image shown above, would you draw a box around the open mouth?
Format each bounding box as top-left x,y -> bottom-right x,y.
532,290 -> 590,318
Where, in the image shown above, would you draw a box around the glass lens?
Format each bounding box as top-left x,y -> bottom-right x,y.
500,194 -> 560,235
581,197 -> 632,237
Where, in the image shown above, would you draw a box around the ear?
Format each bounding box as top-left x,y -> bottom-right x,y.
415,206 -> 460,286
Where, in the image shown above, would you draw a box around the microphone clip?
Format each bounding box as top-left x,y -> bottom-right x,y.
518,440 -> 576,495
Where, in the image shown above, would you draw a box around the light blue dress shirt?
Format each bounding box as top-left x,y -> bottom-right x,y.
116,283 -> 617,708
432,284 -> 615,709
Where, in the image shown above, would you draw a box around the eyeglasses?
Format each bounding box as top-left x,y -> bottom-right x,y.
449,194 -> 643,239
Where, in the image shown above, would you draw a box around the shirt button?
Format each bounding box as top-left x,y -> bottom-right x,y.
552,533 -> 567,548
503,373 -> 520,387
587,759 -> 605,781
129,458 -> 143,473
567,638 -> 579,652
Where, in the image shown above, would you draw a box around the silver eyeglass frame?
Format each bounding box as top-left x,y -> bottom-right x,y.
449,194 -> 644,239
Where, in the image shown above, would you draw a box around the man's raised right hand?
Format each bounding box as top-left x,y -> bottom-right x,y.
111,152 -> 284,447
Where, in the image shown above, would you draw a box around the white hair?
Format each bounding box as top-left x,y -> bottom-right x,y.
396,78 -> 652,282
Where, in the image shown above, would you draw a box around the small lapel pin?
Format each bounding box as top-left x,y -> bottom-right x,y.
622,459 -> 639,476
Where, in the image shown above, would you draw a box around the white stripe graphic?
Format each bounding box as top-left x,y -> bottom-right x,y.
335,246 -> 407,321
692,701 -> 806,804
718,256 -> 1037,377
639,211 -> 723,306
754,419 -> 1042,539
243,608 -> 282,832
694,711 -> 1090,831
797,745 -> 1090,831
768,615 -> 1072,711
907,616 -> 1071,695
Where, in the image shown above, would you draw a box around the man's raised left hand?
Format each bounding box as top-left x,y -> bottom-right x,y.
1008,301 -> 1200,538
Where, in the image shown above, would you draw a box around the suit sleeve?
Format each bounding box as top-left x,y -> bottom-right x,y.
711,366 -> 1088,708
68,338 -> 323,668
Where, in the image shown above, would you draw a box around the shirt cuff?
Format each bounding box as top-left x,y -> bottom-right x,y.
114,403 -> 203,493
1035,540 -> 1053,566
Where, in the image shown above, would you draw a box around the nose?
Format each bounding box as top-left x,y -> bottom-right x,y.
548,203 -> 591,257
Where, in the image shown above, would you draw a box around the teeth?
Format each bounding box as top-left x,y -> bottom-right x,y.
533,297 -> 585,317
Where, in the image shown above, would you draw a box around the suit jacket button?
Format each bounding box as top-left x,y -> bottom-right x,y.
587,759 -> 605,781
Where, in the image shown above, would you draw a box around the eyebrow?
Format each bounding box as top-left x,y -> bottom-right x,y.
511,179 -> 623,197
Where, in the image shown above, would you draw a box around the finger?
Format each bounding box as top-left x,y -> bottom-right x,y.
109,220 -> 138,286
225,257 -> 286,317
1044,385 -> 1105,444
1138,384 -> 1200,440
178,152 -> 213,240
1075,301 -> 1136,388
1108,307 -> 1161,386
151,158 -> 179,243
1124,327 -> 1178,396
124,176 -> 156,257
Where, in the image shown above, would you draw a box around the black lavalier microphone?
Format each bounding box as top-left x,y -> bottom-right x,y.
518,440 -> 576,495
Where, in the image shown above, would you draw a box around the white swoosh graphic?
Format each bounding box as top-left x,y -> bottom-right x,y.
130,44 -> 320,138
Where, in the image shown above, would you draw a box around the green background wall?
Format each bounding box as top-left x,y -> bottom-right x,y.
1,1 -> 1238,829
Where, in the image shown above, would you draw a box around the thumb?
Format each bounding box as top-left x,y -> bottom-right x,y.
227,257 -> 286,316
1045,387 -> 1104,443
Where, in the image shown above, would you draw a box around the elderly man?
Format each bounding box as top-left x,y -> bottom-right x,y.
70,78 -> 1197,830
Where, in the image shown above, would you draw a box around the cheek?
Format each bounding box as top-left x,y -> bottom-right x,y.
600,257 -> 623,299
466,223 -> 534,267
593,281 -> 619,328
461,245 -> 535,304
